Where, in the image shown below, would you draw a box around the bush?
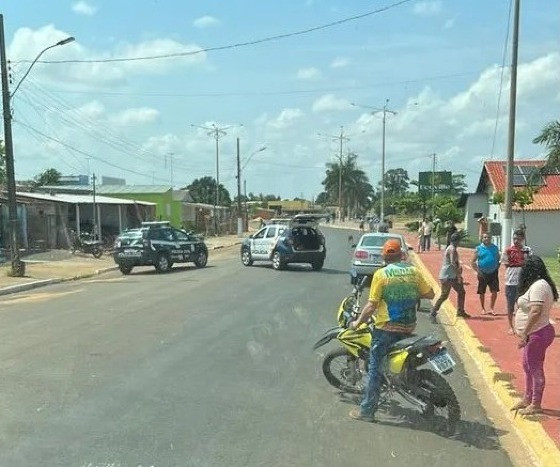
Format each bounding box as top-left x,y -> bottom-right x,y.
405,221 -> 420,232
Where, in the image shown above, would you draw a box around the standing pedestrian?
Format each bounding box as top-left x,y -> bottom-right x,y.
471,233 -> 501,315
377,217 -> 389,233
359,219 -> 365,232
434,218 -> 443,250
501,229 -> 532,334
511,256 -> 558,416
431,232 -> 470,323
422,216 -> 434,251
445,220 -> 457,247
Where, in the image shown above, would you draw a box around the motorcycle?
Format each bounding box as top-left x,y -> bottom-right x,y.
70,231 -> 104,258
313,270 -> 461,435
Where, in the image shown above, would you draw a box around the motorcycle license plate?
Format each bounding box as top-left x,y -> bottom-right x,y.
428,350 -> 456,374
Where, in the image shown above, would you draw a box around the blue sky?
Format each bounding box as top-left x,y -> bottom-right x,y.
3,0 -> 559,199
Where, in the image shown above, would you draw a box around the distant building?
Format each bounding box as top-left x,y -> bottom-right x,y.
58,175 -> 90,186
101,176 -> 126,185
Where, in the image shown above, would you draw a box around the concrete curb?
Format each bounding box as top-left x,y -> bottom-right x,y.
209,241 -> 243,250
0,265 -> 119,297
411,251 -> 560,466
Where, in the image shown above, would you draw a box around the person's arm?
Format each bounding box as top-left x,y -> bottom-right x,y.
470,248 -> 478,272
500,249 -> 509,268
518,303 -> 544,346
351,271 -> 383,329
417,270 -> 435,300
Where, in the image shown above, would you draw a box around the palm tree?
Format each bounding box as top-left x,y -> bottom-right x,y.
322,153 -> 373,217
533,120 -> 560,171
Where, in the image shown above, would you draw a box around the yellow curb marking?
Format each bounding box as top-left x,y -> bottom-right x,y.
412,252 -> 560,466
0,289 -> 83,306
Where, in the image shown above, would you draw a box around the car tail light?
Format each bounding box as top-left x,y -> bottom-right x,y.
354,250 -> 368,260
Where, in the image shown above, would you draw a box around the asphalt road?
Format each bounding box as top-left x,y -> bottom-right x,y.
0,228 -> 513,467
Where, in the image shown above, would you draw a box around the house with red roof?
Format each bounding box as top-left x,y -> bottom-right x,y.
464,160 -> 560,255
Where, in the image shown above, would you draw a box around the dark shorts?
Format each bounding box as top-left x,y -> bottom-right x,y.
477,269 -> 499,294
505,285 -> 517,315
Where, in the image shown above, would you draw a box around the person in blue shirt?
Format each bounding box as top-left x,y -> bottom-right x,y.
471,233 -> 501,315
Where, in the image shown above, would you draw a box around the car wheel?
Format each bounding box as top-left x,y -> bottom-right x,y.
194,250 -> 208,268
271,251 -> 285,270
119,264 -> 133,275
241,249 -> 253,266
92,247 -> 103,258
155,253 -> 171,273
312,259 -> 324,271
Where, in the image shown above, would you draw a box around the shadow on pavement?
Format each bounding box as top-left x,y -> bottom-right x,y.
338,394 -> 505,450
129,265 -> 215,276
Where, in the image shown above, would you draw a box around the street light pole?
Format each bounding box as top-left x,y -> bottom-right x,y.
0,15 -> 23,276
503,0 -> 521,246
0,14 -> 74,277
237,144 -> 266,235
351,100 -> 397,222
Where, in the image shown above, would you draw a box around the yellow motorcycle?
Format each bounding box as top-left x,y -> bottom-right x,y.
313,271 -> 461,435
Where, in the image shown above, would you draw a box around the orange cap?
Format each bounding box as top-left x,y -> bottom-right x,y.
383,239 -> 401,256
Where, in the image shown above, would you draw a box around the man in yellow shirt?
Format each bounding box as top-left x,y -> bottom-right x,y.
349,239 -> 434,422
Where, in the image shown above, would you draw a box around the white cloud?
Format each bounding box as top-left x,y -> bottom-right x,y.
267,108 -> 304,130
443,18 -> 455,29
193,16 -> 220,28
296,67 -> 321,80
330,57 -> 349,68
413,1 -> 442,17
312,94 -> 352,113
77,101 -> 105,119
109,107 -> 160,126
8,25 -> 207,90
72,1 -> 97,16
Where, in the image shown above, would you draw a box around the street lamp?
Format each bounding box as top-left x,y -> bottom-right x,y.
238,145 -> 266,236
351,100 -> 397,221
0,14 -> 75,276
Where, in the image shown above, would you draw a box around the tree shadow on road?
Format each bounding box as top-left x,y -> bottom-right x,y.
337,393 -> 505,450
130,265 -> 215,276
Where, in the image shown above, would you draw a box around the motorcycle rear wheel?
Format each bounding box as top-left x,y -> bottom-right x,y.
322,348 -> 367,394
414,369 -> 461,436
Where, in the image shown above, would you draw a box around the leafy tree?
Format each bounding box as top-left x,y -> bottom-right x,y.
322,153 -> 374,217
187,176 -> 231,206
315,191 -> 330,206
533,120 -> 560,170
450,174 -> 468,196
33,168 -> 61,187
383,168 -> 409,196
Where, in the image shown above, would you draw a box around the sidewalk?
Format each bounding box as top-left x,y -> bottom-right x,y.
0,234 -> 243,296
403,230 -> 560,464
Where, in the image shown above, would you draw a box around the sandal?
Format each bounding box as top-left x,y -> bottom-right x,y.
489,310 -> 497,316
519,405 -> 543,416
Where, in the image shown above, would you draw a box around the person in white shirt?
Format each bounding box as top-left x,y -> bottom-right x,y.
511,256 -> 558,416
421,217 -> 434,251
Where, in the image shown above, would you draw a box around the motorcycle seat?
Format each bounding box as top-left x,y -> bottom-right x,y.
388,335 -> 421,352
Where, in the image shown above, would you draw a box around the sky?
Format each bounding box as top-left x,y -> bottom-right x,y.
2,0 -> 559,200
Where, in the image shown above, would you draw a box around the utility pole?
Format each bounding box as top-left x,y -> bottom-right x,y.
236,137 -> 242,237
165,153 -> 174,187
503,0 -> 521,246
318,127 -> 349,222
351,100 -> 397,222
431,153 -> 437,217
191,123 -> 242,235
0,15 -> 24,276
92,173 -> 97,239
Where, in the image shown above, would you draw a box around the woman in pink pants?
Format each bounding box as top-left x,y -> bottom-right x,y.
513,256 -> 558,416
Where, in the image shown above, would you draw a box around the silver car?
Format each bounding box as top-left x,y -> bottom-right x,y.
350,232 -> 410,279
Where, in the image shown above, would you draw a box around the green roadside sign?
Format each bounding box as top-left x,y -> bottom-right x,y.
418,171 -> 452,194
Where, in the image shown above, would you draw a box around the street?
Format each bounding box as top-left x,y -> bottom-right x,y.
0,228 -> 513,467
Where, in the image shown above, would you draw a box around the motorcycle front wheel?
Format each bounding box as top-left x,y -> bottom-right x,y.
414,369 -> 461,436
322,348 -> 367,394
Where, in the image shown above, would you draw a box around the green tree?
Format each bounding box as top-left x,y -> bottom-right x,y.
315,191 -> 330,206
533,120 -> 560,170
383,168 -> 409,196
187,176 -> 231,206
450,174 -> 467,195
33,168 -> 61,187
322,153 -> 374,216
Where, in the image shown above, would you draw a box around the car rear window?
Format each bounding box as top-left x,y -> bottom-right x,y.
361,236 -> 402,248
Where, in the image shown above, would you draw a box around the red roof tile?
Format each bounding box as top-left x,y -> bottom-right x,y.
482,160 -> 560,212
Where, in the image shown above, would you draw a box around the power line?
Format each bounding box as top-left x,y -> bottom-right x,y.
32,71 -> 479,98
490,0 -> 513,158
13,119 -> 175,183
14,0 -> 415,65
